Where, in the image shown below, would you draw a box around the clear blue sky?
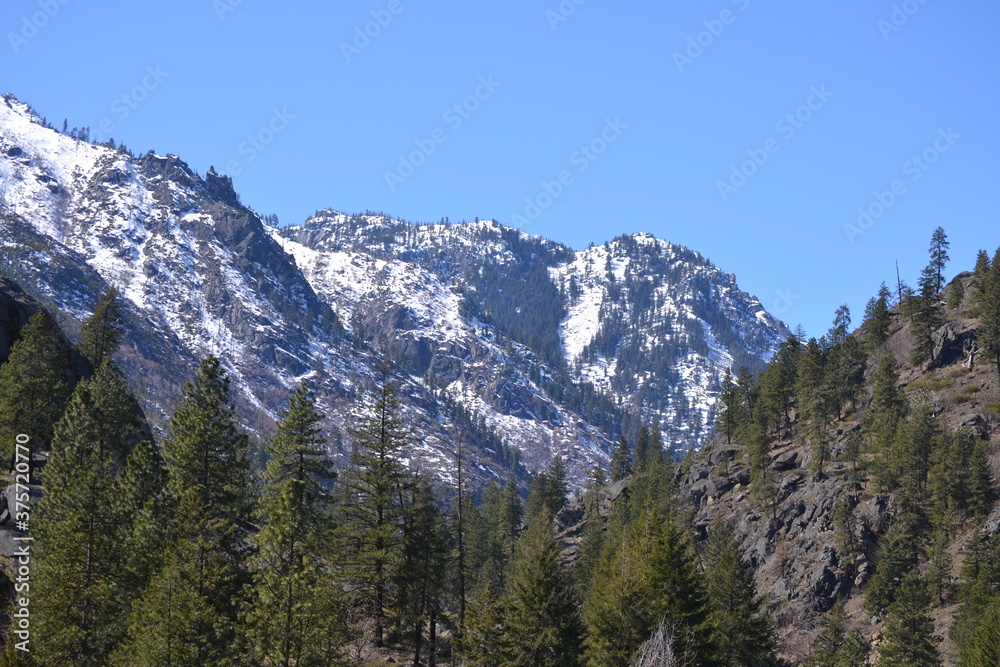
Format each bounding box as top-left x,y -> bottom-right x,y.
4,0 -> 998,338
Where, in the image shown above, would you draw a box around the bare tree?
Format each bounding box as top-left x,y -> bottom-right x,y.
630,619 -> 698,667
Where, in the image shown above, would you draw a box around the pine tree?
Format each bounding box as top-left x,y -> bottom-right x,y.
949,278 -> 966,310
456,583 -> 511,666
503,517 -> 583,666
611,434 -> 632,482
338,359 -> 409,647
863,354 -> 907,491
950,528 -> 1000,655
863,512 -> 921,616
877,574 -> 940,666
634,426 -> 651,473
836,632 -> 870,667
804,602 -> 847,667
928,226 -> 950,293
863,283 -> 892,352
798,338 -> 831,476
118,439 -> 168,596
704,520 -> 776,666
889,398 -> 939,509
959,596 -> 1000,667
396,475 -> 449,666
117,355 -> 254,665
832,493 -> 861,577
969,249 -> 991,317
246,383 -> 345,667
77,288 -> 123,369
0,311 -> 72,467
584,509 -> 711,666
910,265 -> 943,366
164,355 -> 253,529
748,424 -> 778,518
925,531 -> 952,606
32,365 -> 146,666
575,466 -> 607,591
114,492 -> 248,667
717,367 -> 744,445
978,248 -> 1000,381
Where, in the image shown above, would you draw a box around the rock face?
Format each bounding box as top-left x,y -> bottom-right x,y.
0,276 -> 39,363
553,278 -> 1000,664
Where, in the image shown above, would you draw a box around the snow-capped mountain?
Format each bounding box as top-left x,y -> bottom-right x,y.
0,93 -> 788,490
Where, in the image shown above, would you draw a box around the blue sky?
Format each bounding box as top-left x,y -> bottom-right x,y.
4,0 -> 998,338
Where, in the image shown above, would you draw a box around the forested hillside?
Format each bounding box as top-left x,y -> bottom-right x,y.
1,211 -> 998,667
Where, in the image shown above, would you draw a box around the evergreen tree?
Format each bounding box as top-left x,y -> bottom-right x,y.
931,428 -> 992,528
889,397 -> 939,509
634,426 -> 651,473
584,509 -> 711,666
978,248 -> 1000,381
717,367 -> 744,445
611,434 -> 632,482
549,455 -> 569,512
32,365 -> 146,666
338,360 -> 409,647
949,278 -> 966,310
748,424 -> 778,518
526,456 -> 568,522
118,439 -> 168,598
467,478 -> 522,593
877,574 -> 940,666
503,517 -> 583,666
77,288 -> 123,369
0,311 -> 72,466
969,249 -> 991,317
704,520 -> 776,666
756,336 -> 800,435
863,512 -> 921,616
456,583 -> 511,666
925,531 -> 952,606
959,596 -> 1000,667
804,602 -> 847,667
246,383 -> 345,667
835,631 -> 870,667
163,355 -> 253,529
950,528 -> 1000,655
798,338 -> 832,476
832,493 -> 861,578
863,283 -> 892,352
396,475 -> 449,666
928,226 -> 950,293
114,492 -> 248,667
118,355 -> 254,665
863,354 -> 908,491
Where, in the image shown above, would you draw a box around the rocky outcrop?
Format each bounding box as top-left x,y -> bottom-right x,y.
0,276 -> 40,362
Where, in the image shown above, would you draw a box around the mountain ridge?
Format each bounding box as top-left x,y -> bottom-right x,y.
0,92 -> 788,490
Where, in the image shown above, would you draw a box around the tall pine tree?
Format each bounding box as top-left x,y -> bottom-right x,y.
246,382 -> 345,667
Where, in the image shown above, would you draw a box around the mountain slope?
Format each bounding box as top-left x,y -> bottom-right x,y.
0,93 -> 788,489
